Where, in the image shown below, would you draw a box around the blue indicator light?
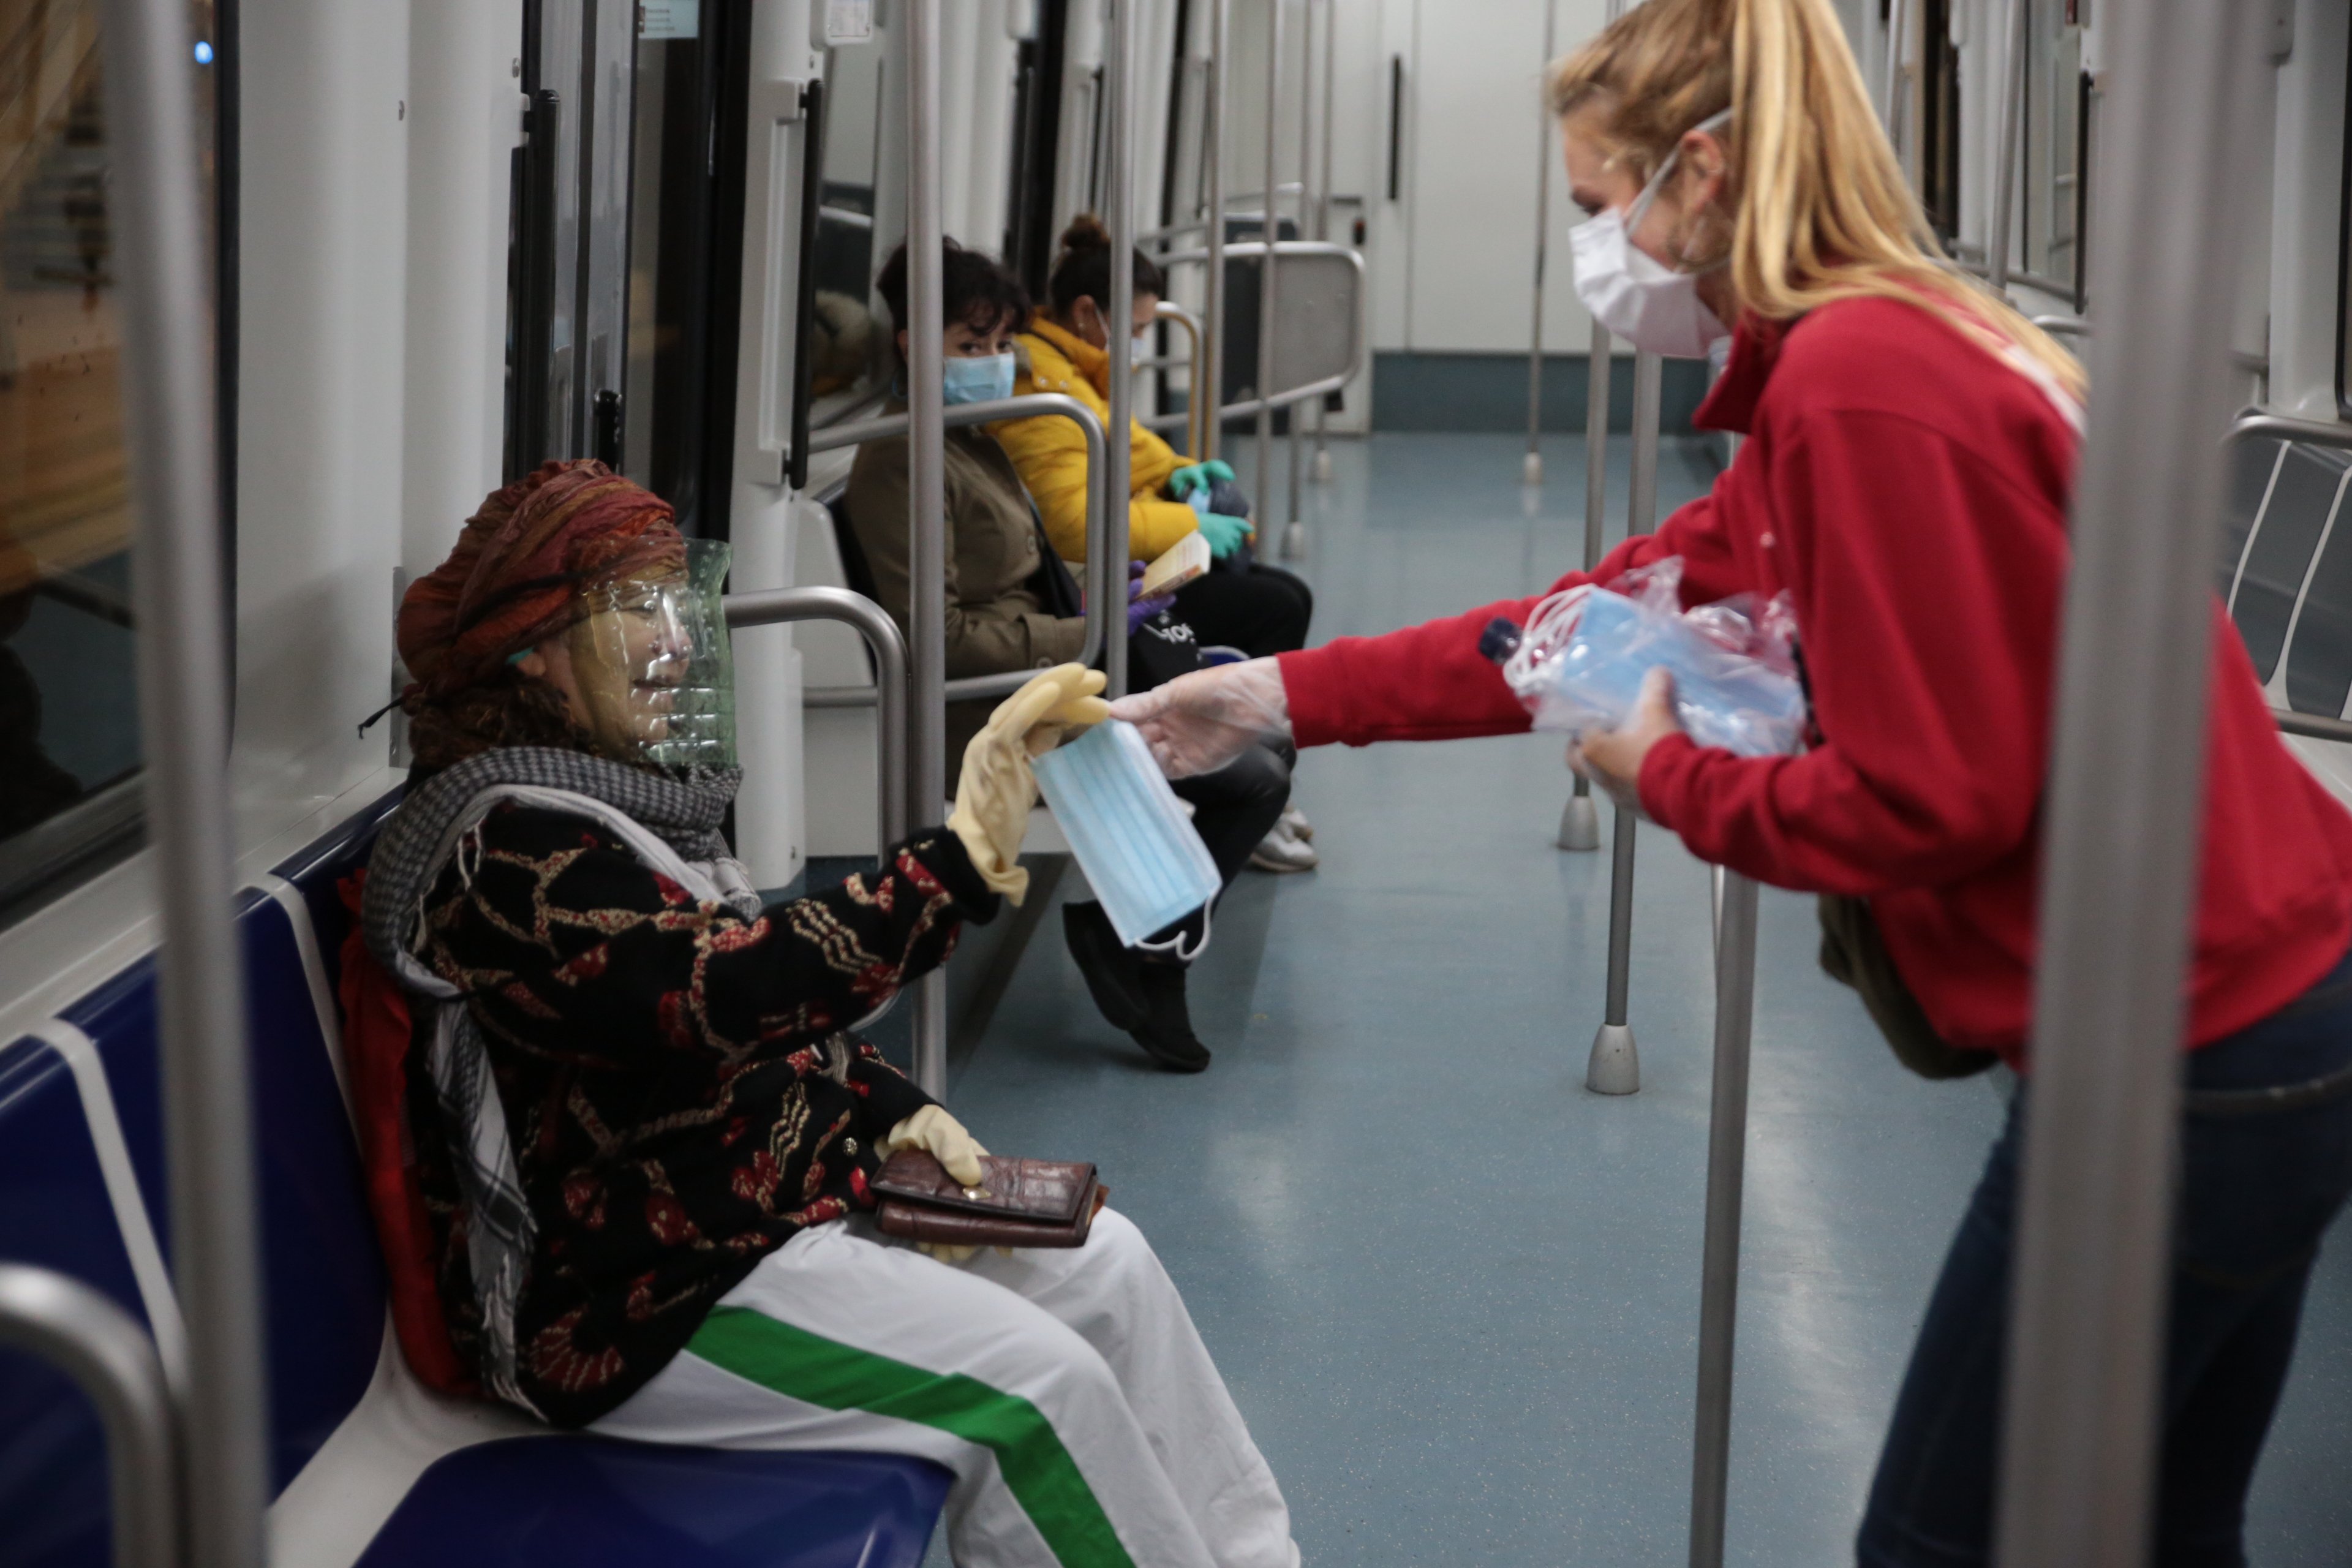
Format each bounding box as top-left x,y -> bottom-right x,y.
194,40 -> 214,64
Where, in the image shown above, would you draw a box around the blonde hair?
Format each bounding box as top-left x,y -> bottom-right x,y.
1549,0 -> 2086,399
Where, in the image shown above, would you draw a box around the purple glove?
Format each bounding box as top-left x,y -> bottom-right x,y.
1126,560 -> 1176,633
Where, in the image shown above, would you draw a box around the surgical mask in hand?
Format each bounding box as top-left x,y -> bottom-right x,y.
1033,719 -> 1223,954
943,352 -> 1016,405
1570,108 -> 1733,360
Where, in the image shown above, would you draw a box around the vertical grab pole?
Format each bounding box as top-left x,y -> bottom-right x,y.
1285,0 -> 1313,529
1988,0 -> 2029,294
1202,0 -> 1229,465
1881,0 -> 1910,147
1994,2 -> 2260,1564
1585,350 -> 1660,1095
1104,0 -> 1134,697
1312,0 -> 1337,483
1522,0 -> 1558,487
1557,312 -> 1610,853
100,0 -> 266,1564
905,0 -> 949,1098
1687,872 -> 1760,1568
1257,0 -> 1294,559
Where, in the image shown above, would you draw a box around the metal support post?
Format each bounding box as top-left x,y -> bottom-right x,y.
0,1267 -> 180,1568
1988,0 -> 2029,294
1202,0 -> 1228,464
1257,0 -> 1297,560
1882,0 -> 1910,146
1523,0 -> 1559,487
101,0 -> 265,1564
1558,317 -> 1613,853
1688,872 -> 1759,1568
1285,0 -> 1313,526
904,0 -> 949,1098
1312,0 -> 1337,483
1994,2 -> 2261,1564
1585,350 -> 1661,1093
1104,0 -> 1135,696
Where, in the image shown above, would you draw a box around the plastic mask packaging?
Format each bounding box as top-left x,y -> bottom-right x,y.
1484,558 -> 1807,758
1033,720 -> 1223,951
943,352 -> 1016,406
566,537 -> 737,769
1569,108 -> 1733,361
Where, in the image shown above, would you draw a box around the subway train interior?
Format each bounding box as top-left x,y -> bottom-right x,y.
1,0 -> 2348,1565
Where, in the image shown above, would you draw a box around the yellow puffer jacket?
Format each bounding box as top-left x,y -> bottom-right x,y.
993,315 -> 1202,565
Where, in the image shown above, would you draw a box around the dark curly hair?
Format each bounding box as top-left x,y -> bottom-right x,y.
873,238 -> 1031,355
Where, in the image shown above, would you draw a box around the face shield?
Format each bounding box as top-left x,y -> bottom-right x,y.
562,537 -> 737,769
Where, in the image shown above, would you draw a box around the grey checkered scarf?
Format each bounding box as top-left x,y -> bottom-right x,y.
361,746 -> 755,1412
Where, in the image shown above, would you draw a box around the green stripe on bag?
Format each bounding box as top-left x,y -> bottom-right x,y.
688,1306 -> 1137,1568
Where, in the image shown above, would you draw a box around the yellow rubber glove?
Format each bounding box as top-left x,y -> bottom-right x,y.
948,663 -> 1110,903
880,1104 -> 988,1187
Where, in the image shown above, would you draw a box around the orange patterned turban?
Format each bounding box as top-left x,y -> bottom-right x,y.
398,460 -> 685,696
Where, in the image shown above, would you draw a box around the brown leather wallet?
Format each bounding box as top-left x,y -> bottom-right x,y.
873,1150 -> 1106,1248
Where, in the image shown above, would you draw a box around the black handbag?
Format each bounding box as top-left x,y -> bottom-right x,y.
1021,512 -> 1204,692
1816,894 -> 1995,1080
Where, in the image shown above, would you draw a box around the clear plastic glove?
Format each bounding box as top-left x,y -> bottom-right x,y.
1106,656 -> 1292,779
1567,666 -> 1678,821
949,663 -> 1111,902
1196,511 -> 1254,560
880,1104 -> 989,1186
1167,459 -> 1235,501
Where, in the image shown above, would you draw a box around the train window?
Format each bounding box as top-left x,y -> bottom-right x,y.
809,37 -> 890,424
0,0 -> 230,922
2018,0 -> 2086,302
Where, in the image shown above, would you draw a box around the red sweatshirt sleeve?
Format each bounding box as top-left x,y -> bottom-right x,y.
1278,492 -> 1747,748
1638,410 -> 2070,894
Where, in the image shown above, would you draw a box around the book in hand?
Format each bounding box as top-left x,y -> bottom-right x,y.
873,1149 -> 1107,1248
1139,532 -> 1211,598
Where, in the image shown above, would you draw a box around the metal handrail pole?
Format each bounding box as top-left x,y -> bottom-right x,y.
1104,0 -> 1135,698
1558,313 -> 1613,854
804,392 -> 1111,700
0,1267 -> 179,1568
1257,0 -> 1290,558
1312,0 -> 1337,483
1988,0 -> 2028,295
1688,872 -> 1760,1568
1203,0 -> 1229,463
724,588 -> 909,848
903,0 -> 949,1098
1586,349 -> 1662,1096
1882,0 -> 1910,143
1155,301 -> 1208,459
1993,0 -> 2262,1559
1523,0 -> 1559,487
100,1 -> 265,1564
1286,0 -> 1314,527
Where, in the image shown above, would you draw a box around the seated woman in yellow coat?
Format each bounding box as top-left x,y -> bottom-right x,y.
992,216 -> 1317,869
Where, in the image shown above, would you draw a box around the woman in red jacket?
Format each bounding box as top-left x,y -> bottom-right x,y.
1113,0 -> 2352,1561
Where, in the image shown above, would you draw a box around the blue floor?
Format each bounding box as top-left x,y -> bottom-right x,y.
940,432 -> 2352,1564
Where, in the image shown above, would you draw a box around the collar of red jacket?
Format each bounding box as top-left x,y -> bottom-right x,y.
1691,314 -> 1796,437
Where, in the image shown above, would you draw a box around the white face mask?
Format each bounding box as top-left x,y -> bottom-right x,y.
1570,109 -> 1734,361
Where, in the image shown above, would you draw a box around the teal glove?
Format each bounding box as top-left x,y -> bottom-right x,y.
1168,459 -> 1237,500
1196,511 -> 1254,559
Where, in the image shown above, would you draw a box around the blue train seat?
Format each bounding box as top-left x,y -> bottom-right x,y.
0,789 -> 952,1568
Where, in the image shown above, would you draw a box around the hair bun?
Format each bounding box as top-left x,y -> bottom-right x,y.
1057,213 -> 1112,254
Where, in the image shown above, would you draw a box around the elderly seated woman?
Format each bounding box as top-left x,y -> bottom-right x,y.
367,461 -> 1297,1568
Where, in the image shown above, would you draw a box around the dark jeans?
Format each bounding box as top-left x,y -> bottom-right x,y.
1858,946 -> 2352,1567
1170,564 -> 1314,660
1137,739 -> 1291,957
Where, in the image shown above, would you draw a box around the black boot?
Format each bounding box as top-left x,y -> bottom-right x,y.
1129,961 -> 1211,1073
1063,900 -> 1148,1031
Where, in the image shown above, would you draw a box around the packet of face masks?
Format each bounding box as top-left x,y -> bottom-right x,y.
1482,557 -> 1807,758
1033,720 -> 1223,951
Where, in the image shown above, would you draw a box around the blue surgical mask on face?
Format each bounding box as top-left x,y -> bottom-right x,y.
942,351 -> 1016,405
1033,720 -> 1224,956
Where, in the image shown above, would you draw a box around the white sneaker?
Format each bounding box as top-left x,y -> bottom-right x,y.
1249,818 -> 1319,872
1278,804 -> 1313,842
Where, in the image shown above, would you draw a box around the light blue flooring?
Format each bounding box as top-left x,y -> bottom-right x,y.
938,432 -> 2352,1565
